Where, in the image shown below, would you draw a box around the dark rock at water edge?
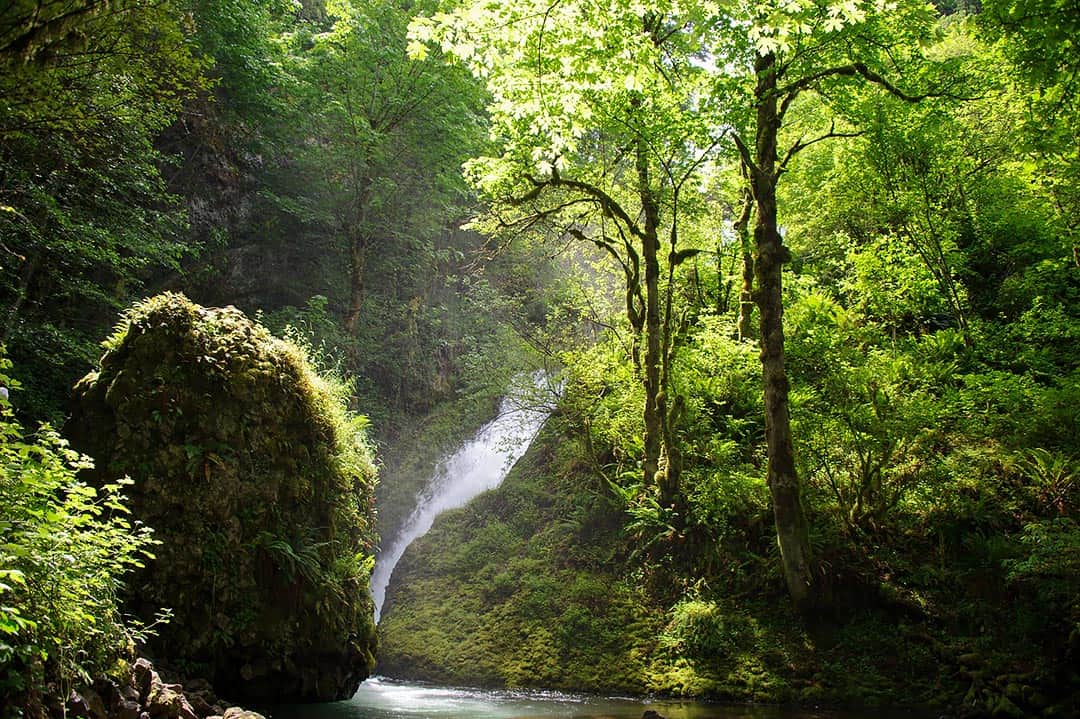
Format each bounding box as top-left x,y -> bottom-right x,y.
67,293 -> 378,702
65,658 -> 254,719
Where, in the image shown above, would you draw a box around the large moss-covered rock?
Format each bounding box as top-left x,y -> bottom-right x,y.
68,293 -> 377,703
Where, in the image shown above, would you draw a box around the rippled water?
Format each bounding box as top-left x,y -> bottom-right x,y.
268,678 -> 896,719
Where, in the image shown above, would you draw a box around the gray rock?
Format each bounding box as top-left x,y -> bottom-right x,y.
222,707 -> 266,719
134,658 -> 156,701
146,679 -> 197,719
117,699 -> 142,719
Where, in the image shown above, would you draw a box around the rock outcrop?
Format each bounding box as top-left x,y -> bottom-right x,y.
68,293 -> 378,702
66,658 -> 261,719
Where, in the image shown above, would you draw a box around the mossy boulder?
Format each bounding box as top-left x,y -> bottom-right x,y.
68,293 -> 378,703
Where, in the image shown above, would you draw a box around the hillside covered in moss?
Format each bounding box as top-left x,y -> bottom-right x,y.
380,310 -> 1079,717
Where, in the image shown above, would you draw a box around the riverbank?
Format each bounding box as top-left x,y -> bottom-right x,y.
62,658 -> 266,719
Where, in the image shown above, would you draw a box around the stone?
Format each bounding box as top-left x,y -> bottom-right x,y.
117,700 -> 142,719
64,689 -> 108,719
146,679 -> 197,719
186,692 -> 216,718
134,658 -> 156,701
92,678 -> 121,709
121,684 -> 141,704
642,712 -> 668,719
958,653 -> 982,666
68,294 -> 378,703
991,696 -> 1025,719
67,691 -> 91,719
222,707 -> 267,719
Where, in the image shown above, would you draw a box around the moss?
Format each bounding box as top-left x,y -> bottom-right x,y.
375,365 -> 1078,715
377,418 -> 652,693
68,293 -> 377,703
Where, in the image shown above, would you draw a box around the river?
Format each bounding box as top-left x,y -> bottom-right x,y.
268,677 -> 910,719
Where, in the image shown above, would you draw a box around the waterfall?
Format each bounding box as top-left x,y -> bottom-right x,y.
370,372 -> 556,623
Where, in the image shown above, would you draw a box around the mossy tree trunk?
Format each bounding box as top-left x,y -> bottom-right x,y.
743,51 -> 815,612
636,138 -> 664,498
735,185 -> 755,342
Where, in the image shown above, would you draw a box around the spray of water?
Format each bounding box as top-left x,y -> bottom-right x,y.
370,372 -> 556,622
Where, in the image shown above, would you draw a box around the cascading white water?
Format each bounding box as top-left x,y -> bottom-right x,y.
370,372 -> 556,622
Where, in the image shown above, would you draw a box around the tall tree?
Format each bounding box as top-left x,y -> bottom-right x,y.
409,0 -> 724,512
981,0 -> 1080,266
0,0 -> 205,420
714,0 -> 960,611
282,0 -> 485,334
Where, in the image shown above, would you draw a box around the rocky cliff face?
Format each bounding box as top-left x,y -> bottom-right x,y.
68,293 -> 377,703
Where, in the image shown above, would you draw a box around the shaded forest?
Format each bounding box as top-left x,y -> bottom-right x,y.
1,0 -> 1077,716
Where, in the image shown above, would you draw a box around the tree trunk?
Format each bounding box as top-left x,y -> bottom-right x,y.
735,187 -> 755,341
660,193 -> 683,512
750,52 -> 815,612
343,231 -> 368,333
636,139 -> 663,493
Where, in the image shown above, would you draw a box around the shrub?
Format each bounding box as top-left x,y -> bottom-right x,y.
0,353 -> 156,713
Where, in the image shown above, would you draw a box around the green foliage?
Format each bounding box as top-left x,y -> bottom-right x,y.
1004,519 -> 1080,621
0,353 -> 157,710
659,600 -> 742,660
0,0 -> 208,423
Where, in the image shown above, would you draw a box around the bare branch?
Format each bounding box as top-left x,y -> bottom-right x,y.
777,61 -> 975,114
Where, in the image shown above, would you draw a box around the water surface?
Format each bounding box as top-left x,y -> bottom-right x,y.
269,678 -> 901,719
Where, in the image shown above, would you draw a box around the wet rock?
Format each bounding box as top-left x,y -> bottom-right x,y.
222,708 -> 266,719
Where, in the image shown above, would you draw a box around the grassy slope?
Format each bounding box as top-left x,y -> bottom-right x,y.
378,416 -> 655,692
377,411 -> 1078,716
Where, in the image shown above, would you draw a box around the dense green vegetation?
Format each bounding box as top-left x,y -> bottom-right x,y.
378,0 -> 1079,714
0,0 -> 1078,716
0,357 -> 157,713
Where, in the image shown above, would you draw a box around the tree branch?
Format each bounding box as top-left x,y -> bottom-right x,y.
512,172 -> 647,241
731,132 -> 763,181
778,121 -> 863,175
777,61 -> 974,115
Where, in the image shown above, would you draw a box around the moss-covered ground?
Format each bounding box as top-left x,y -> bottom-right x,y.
378,411 -> 1078,717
